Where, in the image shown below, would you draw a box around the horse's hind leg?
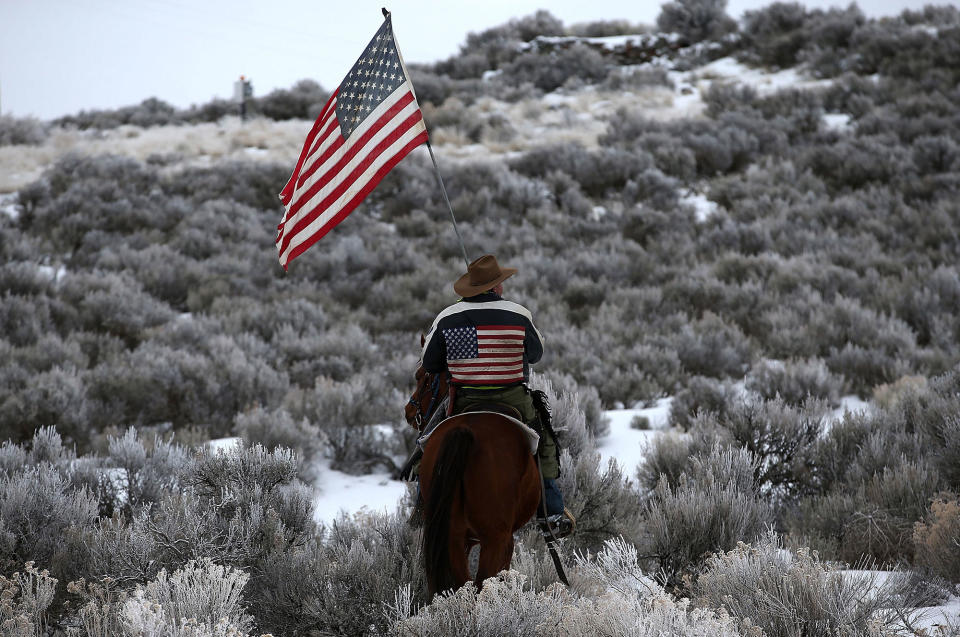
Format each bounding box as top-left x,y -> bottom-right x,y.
475,534 -> 514,587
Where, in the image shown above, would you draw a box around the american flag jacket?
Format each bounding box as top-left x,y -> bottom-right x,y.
421,292 -> 544,386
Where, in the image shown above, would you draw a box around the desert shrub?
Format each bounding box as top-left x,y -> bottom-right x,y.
636,434 -> 694,493
99,428 -> 194,516
657,0 -> 737,43
500,43 -> 609,92
118,559 -> 255,636
669,375 -> 734,429
293,509 -> 425,637
668,312 -> 755,379
707,398 -> 824,500
391,567 -> 751,637
788,460 -> 941,564
746,358 -> 843,406
570,20 -> 648,37
286,374 -> 401,474
232,406 -> 323,480
0,562 -> 58,637
695,531 -> 916,637
0,463 -> 98,578
253,79 -> 329,121
536,371 -> 607,439
164,161 -> 290,211
0,365 -> 91,447
913,494 -> 960,583
740,2 -> 810,67
0,115 -> 49,146
640,444 -> 771,588
556,451 -> 644,551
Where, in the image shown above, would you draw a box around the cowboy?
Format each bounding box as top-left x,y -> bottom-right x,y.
421,254 -> 574,538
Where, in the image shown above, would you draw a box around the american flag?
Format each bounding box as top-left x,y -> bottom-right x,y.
276,14 -> 428,270
443,325 -> 527,384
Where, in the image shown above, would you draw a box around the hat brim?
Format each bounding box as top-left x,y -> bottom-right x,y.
453,267 -> 517,297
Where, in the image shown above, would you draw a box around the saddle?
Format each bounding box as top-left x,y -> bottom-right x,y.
461,402 -> 523,421
418,404 -> 540,454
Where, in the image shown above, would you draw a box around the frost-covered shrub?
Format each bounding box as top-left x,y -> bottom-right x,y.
740,2 -> 810,68
669,312 -> 755,379
695,531 -> 915,637
391,568 -> 751,637
528,373 -> 594,457
557,451 -> 644,551
499,43 -> 609,92
0,114 -> 49,146
0,562 -> 58,637
536,371 -> 607,439
100,428 -> 194,516
913,495 -> 960,584
640,444 -> 770,588
287,374 -> 401,474
636,434 -> 696,493
0,464 -> 98,576
118,559 -> 255,637
708,397 -> 824,499
253,79 -> 329,121
232,406 -> 323,480
657,0 -> 737,43
746,358 -> 842,406
669,375 -> 734,430
788,460 -> 940,564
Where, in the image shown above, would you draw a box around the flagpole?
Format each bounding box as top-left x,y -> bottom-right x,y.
425,140 -> 470,269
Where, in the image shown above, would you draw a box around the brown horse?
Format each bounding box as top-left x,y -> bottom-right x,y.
405,366 -> 541,596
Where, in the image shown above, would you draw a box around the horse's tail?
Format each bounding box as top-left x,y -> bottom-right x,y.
423,426 -> 474,595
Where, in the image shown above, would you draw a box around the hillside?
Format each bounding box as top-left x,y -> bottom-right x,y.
1,2 -> 960,635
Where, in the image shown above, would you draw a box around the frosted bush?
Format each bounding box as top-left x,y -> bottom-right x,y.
0,562 -> 57,637
104,428 -> 194,514
0,464 -> 98,575
695,531 -> 915,637
118,559 -> 255,637
232,406 -> 323,481
640,444 -> 771,588
557,451 -> 645,550
391,568 -> 753,636
746,358 -> 842,407
669,375 -> 735,430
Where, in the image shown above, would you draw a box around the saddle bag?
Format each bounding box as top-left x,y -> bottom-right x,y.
530,388 -> 562,475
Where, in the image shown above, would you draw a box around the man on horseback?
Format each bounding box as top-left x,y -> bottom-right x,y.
420,254 -> 574,538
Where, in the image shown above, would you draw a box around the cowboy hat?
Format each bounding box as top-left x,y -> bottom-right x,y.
454,254 -> 517,297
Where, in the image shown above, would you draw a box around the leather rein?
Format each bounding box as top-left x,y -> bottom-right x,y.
407,372 -> 443,431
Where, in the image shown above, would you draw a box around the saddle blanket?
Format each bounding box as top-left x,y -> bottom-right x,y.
418,412 -> 540,455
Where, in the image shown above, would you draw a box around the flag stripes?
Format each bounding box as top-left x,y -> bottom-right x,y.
445,325 -> 526,384
276,16 -> 428,270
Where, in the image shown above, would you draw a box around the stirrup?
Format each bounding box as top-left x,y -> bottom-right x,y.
537,508 -> 575,540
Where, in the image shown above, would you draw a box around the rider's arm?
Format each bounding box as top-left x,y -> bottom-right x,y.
422,319 -> 446,373
524,316 -> 544,364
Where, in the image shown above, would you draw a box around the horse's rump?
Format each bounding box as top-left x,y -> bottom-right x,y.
419,413 -> 540,596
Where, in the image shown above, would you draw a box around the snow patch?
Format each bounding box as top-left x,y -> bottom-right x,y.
36,264 -> 67,282
0,193 -> 18,220
596,399 -> 674,474
312,459 -> 409,524
206,437 -> 243,454
681,191 -> 719,222
823,112 -> 852,131
828,395 -> 871,424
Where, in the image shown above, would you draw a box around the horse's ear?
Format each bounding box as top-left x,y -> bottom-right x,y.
420,333 -> 426,347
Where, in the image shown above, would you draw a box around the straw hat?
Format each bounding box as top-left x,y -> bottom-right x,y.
453,254 -> 517,297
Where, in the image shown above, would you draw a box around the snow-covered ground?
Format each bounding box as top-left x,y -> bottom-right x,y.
312,461 -> 409,523
0,54 -> 837,193
596,398 -> 673,474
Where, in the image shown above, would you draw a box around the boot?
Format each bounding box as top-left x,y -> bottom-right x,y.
537,507 -> 575,540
